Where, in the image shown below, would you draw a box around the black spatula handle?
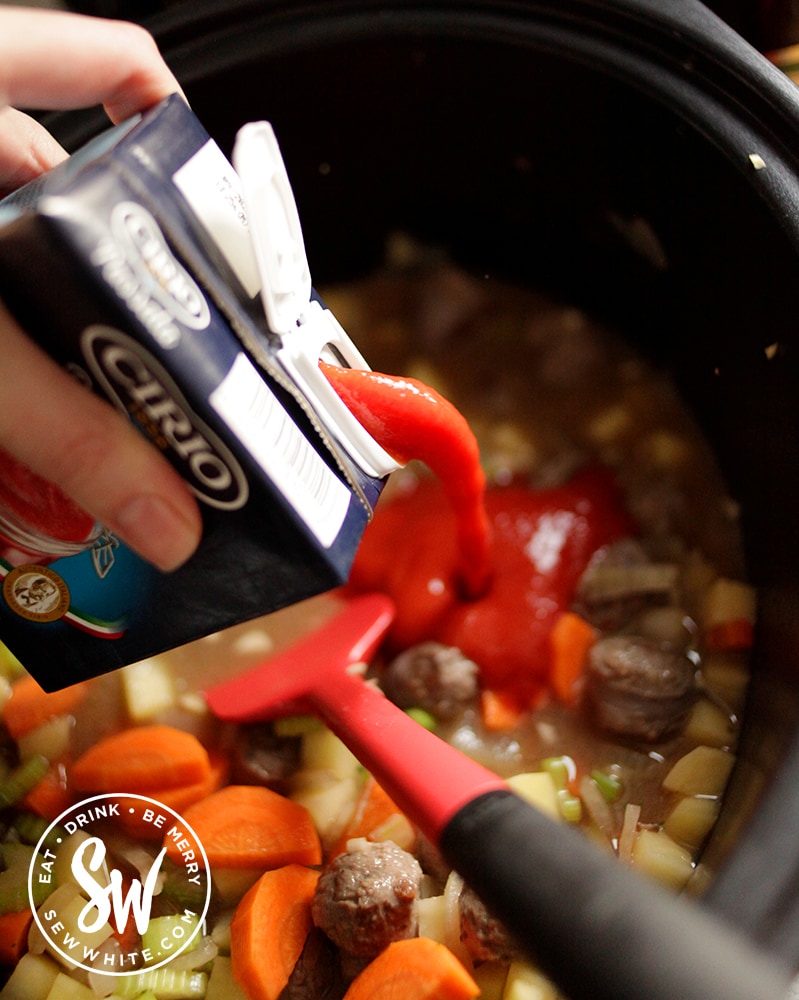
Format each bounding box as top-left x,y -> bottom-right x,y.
441,790 -> 792,1000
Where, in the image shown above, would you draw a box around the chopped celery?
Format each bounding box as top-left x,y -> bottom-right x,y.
0,641 -> 25,680
273,714 -> 321,737
110,967 -> 208,998
14,811 -> 67,852
590,768 -> 623,803
540,755 -> 575,791
0,842 -> 50,914
205,956 -> 247,1000
141,912 -> 201,964
556,789 -> 582,824
0,754 -> 49,808
405,706 -> 437,731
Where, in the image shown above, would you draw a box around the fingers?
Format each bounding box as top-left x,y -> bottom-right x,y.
0,300 -> 203,572
0,9 -> 183,122
0,107 -> 68,196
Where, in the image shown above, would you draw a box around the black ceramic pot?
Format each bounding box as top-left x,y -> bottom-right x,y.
49,0 -> 799,975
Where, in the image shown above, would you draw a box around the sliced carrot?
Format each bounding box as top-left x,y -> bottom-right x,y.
343,937 -> 479,1000
480,688 -> 526,731
549,611 -> 597,705
328,776 -> 408,860
21,758 -> 73,820
164,784 -> 321,870
71,725 -> 211,793
117,752 -> 228,839
2,675 -> 88,740
230,863 -> 320,1000
706,618 -> 754,652
0,909 -> 34,965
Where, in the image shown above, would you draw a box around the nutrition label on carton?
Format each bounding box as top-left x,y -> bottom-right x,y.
210,353 -> 351,548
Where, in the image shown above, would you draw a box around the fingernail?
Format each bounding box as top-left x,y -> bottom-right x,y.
115,495 -> 201,572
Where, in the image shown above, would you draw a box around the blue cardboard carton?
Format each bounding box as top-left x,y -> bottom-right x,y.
0,95 -> 392,690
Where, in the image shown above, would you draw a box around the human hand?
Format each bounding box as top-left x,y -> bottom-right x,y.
0,7 -> 202,572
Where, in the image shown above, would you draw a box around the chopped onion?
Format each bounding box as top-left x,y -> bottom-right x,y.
167,933 -> 218,971
618,803 -> 642,865
443,870 -> 473,970
579,774 -> 617,845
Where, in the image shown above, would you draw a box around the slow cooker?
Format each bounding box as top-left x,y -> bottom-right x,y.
47,0 -> 799,979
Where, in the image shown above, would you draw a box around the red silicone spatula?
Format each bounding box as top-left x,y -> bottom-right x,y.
205,593 -> 791,1000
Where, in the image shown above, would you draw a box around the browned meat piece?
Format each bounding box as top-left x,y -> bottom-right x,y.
574,538 -> 677,631
311,840 -> 423,960
585,635 -> 697,742
380,642 -> 479,720
415,831 -> 452,883
229,723 -> 301,792
459,881 -> 522,964
279,927 -> 348,1000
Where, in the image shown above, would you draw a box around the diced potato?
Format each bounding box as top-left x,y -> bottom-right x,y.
506,772 -> 560,822
631,828 -> 694,890
418,894 -> 447,944
301,726 -> 360,780
683,699 -> 737,749
290,772 -> 360,844
206,956 -> 248,1000
701,654 -> 750,712
18,715 -> 74,763
45,972 -> 96,1000
121,657 -> 176,722
662,746 -> 736,797
34,883 -> 114,970
473,960 -> 509,1000
663,796 -> 721,851
503,961 -> 559,1000
0,952 -> 60,1000
210,868 -> 263,906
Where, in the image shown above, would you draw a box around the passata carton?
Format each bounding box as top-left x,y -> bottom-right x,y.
0,95 -> 398,691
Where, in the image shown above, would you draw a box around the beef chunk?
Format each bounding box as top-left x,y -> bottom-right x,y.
279,928 -> 348,1000
459,882 -> 522,964
229,723 -> 301,792
574,538 -> 678,631
585,635 -> 697,742
312,840 -> 423,960
381,642 -> 479,720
